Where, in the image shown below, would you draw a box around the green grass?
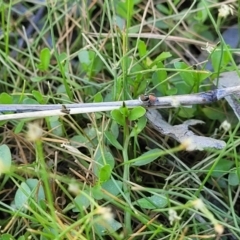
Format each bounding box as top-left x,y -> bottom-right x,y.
0,0 -> 240,239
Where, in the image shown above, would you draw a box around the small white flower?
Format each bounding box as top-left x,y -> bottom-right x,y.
218,4 -> 234,18
192,199 -> 205,210
26,122 -> 43,141
96,206 -> 114,221
168,209 -> 181,225
201,42 -> 214,54
68,183 -> 80,195
220,120 -> 231,132
180,137 -> 197,151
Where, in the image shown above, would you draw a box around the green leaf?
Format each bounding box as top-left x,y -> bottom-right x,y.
195,0 -> 209,23
105,131 -> 123,150
111,109 -> 125,126
135,116 -> 147,134
0,144 -> 12,174
228,167 -> 240,186
177,107 -> 196,118
205,159 -> 234,178
22,98 -> 39,104
93,217 -> 122,236
211,46 -> 231,72
128,107 -> 146,121
151,62 -> 168,94
130,148 -> 162,166
156,4 -> 170,15
165,87 -> 178,95
32,90 -> 44,103
13,182 -> 32,210
93,150 -> 115,179
152,52 -> 172,65
78,49 -> 90,66
30,76 -> 46,82
78,49 -> 103,75
133,195 -> 168,209
130,116 -> 147,137
202,107 -> 226,121
99,164 -> 112,182
59,52 -> 67,63
101,179 -> 123,197
25,179 -> 45,203
116,0 -> 134,20
73,190 -> 90,212
137,40 -> 147,58
174,62 -> 194,87
48,116 -> 63,137
14,120 -> 25,134
0,234 -> 15,240
94,92 -> 103,102
0,93 -> 13,104
37,48 -> 51,71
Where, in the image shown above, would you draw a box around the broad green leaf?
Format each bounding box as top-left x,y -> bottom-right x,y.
59,52 -> 67,63
135,116 -> 147,134
165,87 -> 178,95
131,148 -> 162,166
228,167 -> 240,186
92,180 -> 123,200
32,90 -> 44,103
93,149 -> 115,178
0,234 -> 15,240
202,107 -> 226,121
111,109 -> 125,126
174,62 -> 194,87
22,98 -> 39,104
30,76 -> 46,82
133,195 -> 168,209
137,40 -> 147,58
119,105 -> 129,116
73,190 -> 91,212
128,107 -> 146,121
195,0 -> 209,23
116,0 -> 134,20
156,4 -> 170,15
94,92 -> 103,102
99,164 -> 112,182
37,48 -> 50,71
112,15 -> 125,30
205,159 -> 234,178
14,120 -> 25,134
78,49 -> 90,65
211,46 -> 231,72
25,179 -> 45,203
110,121 -> 119,139
152,52 -> 172,65
78,49 -> 103,75
0,144 -> 12,174
105,131 -> 123,150
48,116 -> 63,137
151,62 -> 168,94
93,216 -> 122,236
130,116 -> 147,137
0,93 -> 12,104
13,182 -> 32,210
177,107 -> 196,118
101,179 -> 123,197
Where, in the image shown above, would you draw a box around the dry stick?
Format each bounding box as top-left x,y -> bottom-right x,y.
0,86 -> 240,121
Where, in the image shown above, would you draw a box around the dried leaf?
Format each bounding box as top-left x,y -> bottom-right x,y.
146,109 -> 226,151
215,71 -> 240,120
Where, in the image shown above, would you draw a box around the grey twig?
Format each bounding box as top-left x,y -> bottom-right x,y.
0,85 -> 239,121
